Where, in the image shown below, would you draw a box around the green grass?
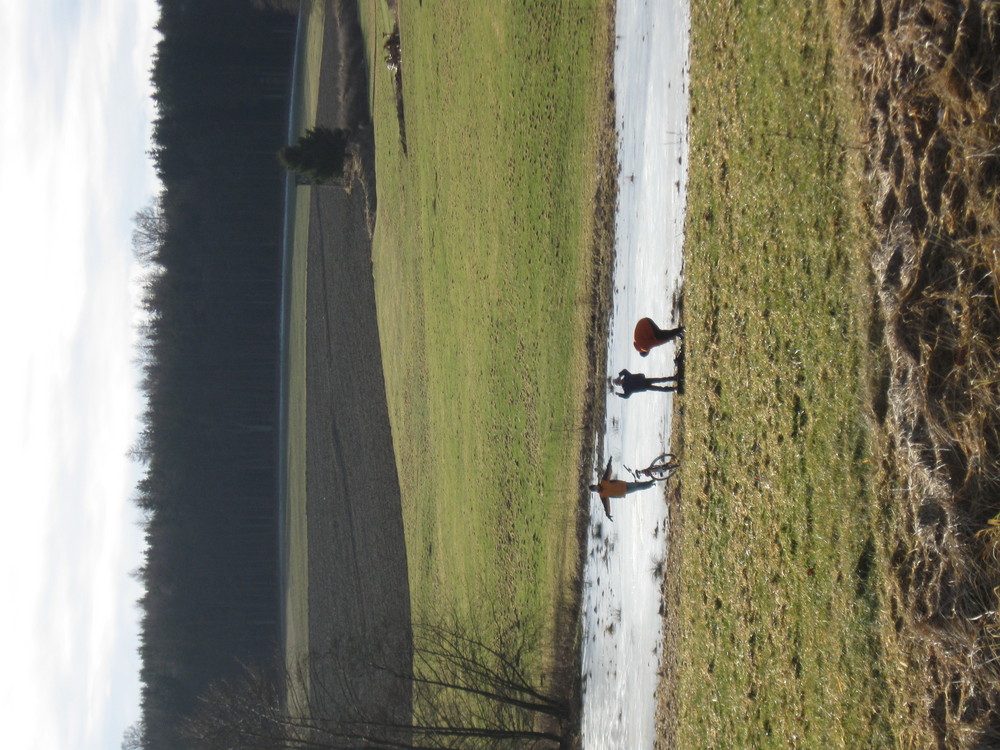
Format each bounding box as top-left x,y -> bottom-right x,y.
673,0 -> 898,746
367,0 -> 614,661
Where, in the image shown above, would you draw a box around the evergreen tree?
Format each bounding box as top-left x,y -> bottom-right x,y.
278,126 -> 353,183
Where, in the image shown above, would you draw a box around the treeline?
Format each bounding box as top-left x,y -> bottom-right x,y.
132,1 -> 296,747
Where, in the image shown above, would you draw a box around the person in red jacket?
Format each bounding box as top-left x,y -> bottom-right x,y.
589,458 -> 656,520
633,317 -> 684,356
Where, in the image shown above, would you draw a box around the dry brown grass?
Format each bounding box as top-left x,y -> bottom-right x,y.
850,0 -> 1000,745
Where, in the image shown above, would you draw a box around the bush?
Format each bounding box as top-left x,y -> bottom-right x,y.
278,126 -> 352,184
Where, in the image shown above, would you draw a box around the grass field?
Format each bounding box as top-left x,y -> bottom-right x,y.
666,0 -> 903,746
367,0 -> 615,669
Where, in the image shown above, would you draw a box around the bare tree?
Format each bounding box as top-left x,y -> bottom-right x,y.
406,621 -> 568,724
120,720 -> 145,750
184,620 -> 570,750
131,198 -> 167,264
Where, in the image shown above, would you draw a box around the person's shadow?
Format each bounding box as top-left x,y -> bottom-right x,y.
673,343 -> 685,395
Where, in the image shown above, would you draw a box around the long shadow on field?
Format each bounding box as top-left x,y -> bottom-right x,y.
304,0 -> 411,725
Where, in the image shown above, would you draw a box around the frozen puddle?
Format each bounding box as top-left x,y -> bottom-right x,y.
579,1 -> 690,748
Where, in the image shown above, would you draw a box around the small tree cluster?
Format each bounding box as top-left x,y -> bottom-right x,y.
278,126 -> 354,184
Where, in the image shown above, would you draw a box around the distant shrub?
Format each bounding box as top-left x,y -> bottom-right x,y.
251,0 -> 299,13
278,126 -> 353,184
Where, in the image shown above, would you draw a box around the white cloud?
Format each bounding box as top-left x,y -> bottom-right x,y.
0,1 -> 159,749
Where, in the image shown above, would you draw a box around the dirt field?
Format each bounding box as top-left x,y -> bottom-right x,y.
300,0 -> 411,725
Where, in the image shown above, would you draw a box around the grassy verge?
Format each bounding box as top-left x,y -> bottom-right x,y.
669,0 -> 901,745
846,1 -> 1000,744
367,0 -> 615,675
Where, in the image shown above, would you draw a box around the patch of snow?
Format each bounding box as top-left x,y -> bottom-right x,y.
579,1 -> 690,748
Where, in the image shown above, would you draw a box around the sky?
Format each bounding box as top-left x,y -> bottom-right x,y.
0,1 -> 160,748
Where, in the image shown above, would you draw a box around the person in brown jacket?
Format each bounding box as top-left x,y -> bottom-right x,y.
589,458 -> 656,520
633,317 -> 684,356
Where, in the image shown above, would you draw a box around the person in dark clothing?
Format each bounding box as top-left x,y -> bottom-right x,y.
612,369 -> 682,398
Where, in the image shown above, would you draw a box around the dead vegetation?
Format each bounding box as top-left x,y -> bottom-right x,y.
849,0 -> 1000,744
383,20 -> 407,155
